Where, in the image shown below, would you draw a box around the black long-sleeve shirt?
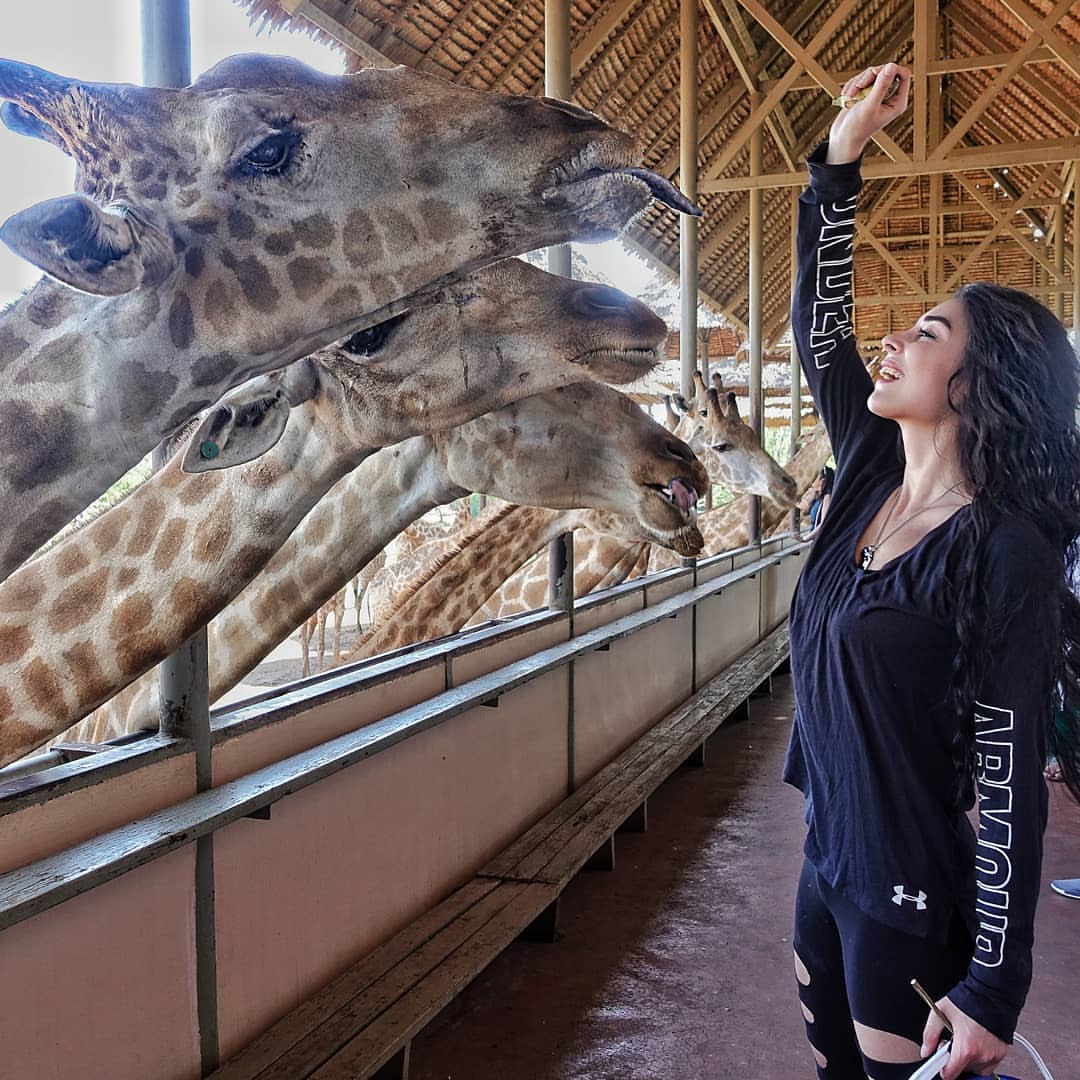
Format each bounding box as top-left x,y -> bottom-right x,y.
784,143 -> 1054,1043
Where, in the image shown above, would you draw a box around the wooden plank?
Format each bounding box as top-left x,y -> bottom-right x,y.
310,882 -> 557,1079
472,626 -> 787,880
493,629 -> 789,886
210,880 -> 503,1079
249,882 -> 545,1080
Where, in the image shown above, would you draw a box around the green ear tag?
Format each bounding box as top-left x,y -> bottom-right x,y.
199,440 -> 220,460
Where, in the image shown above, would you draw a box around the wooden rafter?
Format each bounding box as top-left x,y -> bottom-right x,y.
700,137 -> 1080,192
931,0 -> 1077,162
730,0 -> 910,163
997,0 -> 1080,83
698,0 -> 797,173
571,0 -> 641,74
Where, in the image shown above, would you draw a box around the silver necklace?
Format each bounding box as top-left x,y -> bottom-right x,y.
859,482 -> 966,571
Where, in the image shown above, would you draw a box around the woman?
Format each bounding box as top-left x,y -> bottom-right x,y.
785,63 -> 1080,1079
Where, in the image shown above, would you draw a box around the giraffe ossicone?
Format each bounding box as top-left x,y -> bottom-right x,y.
0,52 -> 698,580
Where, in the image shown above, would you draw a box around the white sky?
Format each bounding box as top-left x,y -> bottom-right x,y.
0,0 -> 654,303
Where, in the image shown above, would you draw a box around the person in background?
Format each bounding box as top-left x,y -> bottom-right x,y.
785,62 -> 1080,1080
801,465 -> 835,539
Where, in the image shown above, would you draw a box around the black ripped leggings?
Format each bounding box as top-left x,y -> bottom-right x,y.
793,860 -> 975,1079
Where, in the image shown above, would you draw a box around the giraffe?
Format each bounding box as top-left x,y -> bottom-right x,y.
298,500 -> 471,675
472,372 -> 801,620
670,371 -> 797,503
338,496 -> 705,664
0,254 -> 699,766
0,52 -> 699,580
54,381 -> 706,747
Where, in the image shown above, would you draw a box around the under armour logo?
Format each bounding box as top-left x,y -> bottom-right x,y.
892,885 -> 928,910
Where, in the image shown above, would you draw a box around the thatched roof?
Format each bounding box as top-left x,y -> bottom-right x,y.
239,0 -> 1079,352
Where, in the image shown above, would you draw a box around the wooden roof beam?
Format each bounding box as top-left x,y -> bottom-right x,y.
730,0 -> 909,163
769,48 -> 1062,89
997,0 -> 1080,83
571,0 -> 642,74
281,0 -> 417,68
702,0 -> 867,181
699,0 -> 797,172
700,137 -> 1080,192
931,0 -> 1077,162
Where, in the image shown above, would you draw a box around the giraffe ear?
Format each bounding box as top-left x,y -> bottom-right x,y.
180,384 -> 292,474
1,101 -> 69,152
0,194 -> 177,296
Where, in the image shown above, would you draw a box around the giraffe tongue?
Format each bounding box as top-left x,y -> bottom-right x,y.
621,168 -> 703,217
668,478 -> 698,513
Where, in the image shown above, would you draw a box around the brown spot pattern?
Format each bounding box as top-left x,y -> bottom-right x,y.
263,231 -> 296,256
192,352 -> 233,388
49,567 -> 110,635
116,629 -> 167,679
178,476 -> 214,506
24,289 -> 75,329
0,624 -> 31,665
227,209 -> 256,240
116,566 -> 139,590
0,688 -> 12,726
92,507 -> 130,554
62,642 -> 113,710
0,325 -> 30,358
110,593 -> 154,639
220,251 -> 280,313
344,209 -> 383,267
126,495 -> 167,558
0,571 -> 45,613
56,547 -> 90,578
20,332 -> 85,386
294,213 -> 335,249
22,657 -> 68,723
169,577 -> 203,627
287,256 -> 332,301
131,158 -> 154,182
169,292 -> 195,350
154,517 -> 188,572
109,289 -> 161,340
0,401 -> 79,491
192,515 -> 233,563
321,284 -> 363,316
204,280 -> 236,337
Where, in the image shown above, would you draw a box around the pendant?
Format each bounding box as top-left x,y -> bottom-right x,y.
859,544 -> 876,571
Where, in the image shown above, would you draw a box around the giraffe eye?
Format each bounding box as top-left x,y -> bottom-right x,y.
342,312 -> 410,357
238,129 -> 302,177
711,442 -> 731,452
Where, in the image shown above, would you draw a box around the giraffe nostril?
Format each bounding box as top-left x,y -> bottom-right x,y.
664,438 -> 695,465
572,284 -> 631,318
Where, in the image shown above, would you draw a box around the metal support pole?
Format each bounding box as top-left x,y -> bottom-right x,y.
748,93 -> 763,544
789,188 -> 802,535
545,0 -> 574,621
141,6 -> 218,1075
1055,199 -> 1066,322
1073,168 -> 1079,349
679,0 -> 699,405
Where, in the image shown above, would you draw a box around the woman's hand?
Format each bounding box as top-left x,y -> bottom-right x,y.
826,62 -> 911,165
921,994 -> 1008,1080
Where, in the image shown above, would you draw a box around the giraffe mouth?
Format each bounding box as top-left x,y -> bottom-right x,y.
545,156 -> 702,217
647,477 -> 700,516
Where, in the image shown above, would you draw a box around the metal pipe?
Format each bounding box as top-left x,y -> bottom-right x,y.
545,0 -> 574,618
679,0 -> 699,405
748,93 -> 763,543
140,0 -> 191,89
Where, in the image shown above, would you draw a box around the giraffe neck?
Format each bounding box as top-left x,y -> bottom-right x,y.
60,435 -> 460,745
0,378 -> 371,767
343,504 -> 588,662
0,277 -> 261,582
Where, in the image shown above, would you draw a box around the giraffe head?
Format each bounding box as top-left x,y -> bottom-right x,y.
435,381 -> 708,552
0,54 -> 697,374
184,257 -> 674,465
675,371 -> 797,506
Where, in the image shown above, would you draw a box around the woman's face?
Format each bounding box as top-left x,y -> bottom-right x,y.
868,297 -> 969,426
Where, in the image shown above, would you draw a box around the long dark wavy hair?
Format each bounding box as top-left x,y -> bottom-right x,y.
944,283 -> 1080,806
